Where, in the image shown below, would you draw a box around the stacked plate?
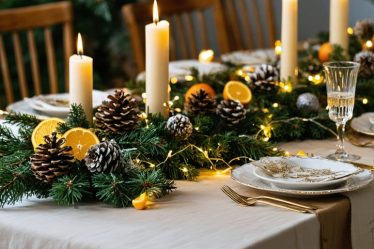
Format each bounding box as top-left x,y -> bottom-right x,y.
232,157 -> 374,197
351,112 -> 374,136
6,90 -> 108,120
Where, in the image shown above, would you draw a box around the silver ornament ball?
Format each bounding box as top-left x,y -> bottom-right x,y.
296,93 -> 320,111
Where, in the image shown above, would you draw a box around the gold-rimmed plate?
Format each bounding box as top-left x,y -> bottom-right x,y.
232,163 -> 374,197
351,112 -> 374,136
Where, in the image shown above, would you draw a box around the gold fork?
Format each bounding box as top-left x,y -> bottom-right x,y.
222,185 -> 317,211
222,185 -> 318,211
221,187 -> 313,213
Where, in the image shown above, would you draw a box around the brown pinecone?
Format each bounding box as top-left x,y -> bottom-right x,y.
30,132 -> 74,183
354,51 -> 374,77
216,100 -> 246,126
250,64 -> 279,93
354,19 -> 374,41
95,89 -> 140,133
186,89 -> 217,115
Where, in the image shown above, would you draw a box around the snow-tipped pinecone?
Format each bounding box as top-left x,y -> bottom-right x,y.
216,100 -> 246,126
166,114 -> 193,140
250,64 -> 279,92
186,89 -> 217,115
85,140 -> 123,173
354,19 -> 374,41
31,132 -> 74,183
95,90 -> 140,133
354,51 -> 374,77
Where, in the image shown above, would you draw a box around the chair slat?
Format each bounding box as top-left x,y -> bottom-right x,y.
44,28 -> 58,93
224,0 -> 242,50
239,0 -> 254,50
264,0 -> 276,47
196,11 -> 209,49
12,32 -> 28,98
0,35 -> 13,104
27,30 -> 41,95
63,22 -> 73,91
174,15 -> 188,58
251,0 -> 264,48
185,13 -> 197,58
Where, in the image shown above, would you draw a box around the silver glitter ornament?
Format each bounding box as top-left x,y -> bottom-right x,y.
296,93 -> 320,111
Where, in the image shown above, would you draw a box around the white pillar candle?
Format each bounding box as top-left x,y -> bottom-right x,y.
145,0 -> 169,117
69,33 -> 93,124
329,0 -> 349,51
280,0 -> 298,83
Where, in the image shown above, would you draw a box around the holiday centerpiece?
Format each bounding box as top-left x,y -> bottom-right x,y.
0,17 -> 374,209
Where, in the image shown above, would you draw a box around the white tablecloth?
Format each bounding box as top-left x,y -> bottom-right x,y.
0,139 -> 373,249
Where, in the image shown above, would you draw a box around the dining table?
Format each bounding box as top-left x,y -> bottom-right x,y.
0,138 -> 373,249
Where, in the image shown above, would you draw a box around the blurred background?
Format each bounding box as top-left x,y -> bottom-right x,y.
0,0 -> 373,91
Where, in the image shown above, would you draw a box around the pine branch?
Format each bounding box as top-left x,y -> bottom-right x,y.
5,113 -> 40,129
92,173 -> 132,207
57,104 -> 90,134
0,125 -> 29,154
50,175 -> 91,206
126,169 -> 175,198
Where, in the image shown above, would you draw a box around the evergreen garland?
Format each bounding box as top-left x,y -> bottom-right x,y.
0,28 -> 373,208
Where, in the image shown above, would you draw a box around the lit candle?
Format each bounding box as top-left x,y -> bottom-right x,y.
280,0 -> 298,83
145,0 -> 169,117
69,33 -> 93,124
329,0 -> 349,51
198,49 -> 214,63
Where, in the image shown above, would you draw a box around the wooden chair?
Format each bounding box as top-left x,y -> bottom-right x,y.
221,0 -> 276,50
0,2 -> 73,107
122,0 -> 230,72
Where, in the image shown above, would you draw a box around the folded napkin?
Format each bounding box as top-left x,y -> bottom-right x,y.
344,183 -> 374,249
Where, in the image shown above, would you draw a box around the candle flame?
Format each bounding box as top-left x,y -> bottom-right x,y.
77,33 -> 83,55
153,0 -> 159,24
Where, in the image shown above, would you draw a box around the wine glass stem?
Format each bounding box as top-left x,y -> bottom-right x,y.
336,123 -> 346,155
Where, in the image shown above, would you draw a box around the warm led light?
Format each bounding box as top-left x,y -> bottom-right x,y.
274,40 -> 282,56
153,0 -> 159,24
182,167 -> 188,173
308,73 -> 324,84
185,75 -> 194,81
362,98 -> 368,104
77,33 -> 83,55
170,77 -> 178,84
198,49 -> 214,63
272,103 -> 279,108
365,40 -> 373,48
284,151 -> 290,157
347,27 -> 353,35
279,81 -> 293,93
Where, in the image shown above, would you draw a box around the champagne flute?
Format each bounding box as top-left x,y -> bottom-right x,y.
323,61 -> 360,161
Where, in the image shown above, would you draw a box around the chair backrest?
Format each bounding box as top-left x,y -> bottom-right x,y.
122,0 -> 230,72
221,0 -> 276,50
0,1 -> 73,106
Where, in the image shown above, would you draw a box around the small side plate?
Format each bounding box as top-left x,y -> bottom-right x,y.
351,112 -> 374,136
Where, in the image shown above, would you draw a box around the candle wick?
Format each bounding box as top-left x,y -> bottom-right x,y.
155,20 -> 158,26
78,51 -> 83,59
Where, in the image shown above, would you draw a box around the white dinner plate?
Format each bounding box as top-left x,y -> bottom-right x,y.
252,157 -> 362,190
231,163 -> 374,197
351,112 -> 374,136
6,90 -> 108,120
221,49 -> 276,66
136,60 -> 227,82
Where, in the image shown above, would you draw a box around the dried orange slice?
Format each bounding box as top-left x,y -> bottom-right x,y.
31,118 -> 64,150
185,83 -> 216,102
62,128 -> 99,160
223,81 -> 252,105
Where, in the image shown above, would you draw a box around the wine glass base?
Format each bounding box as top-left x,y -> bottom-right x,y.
326,153 -> 361,162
